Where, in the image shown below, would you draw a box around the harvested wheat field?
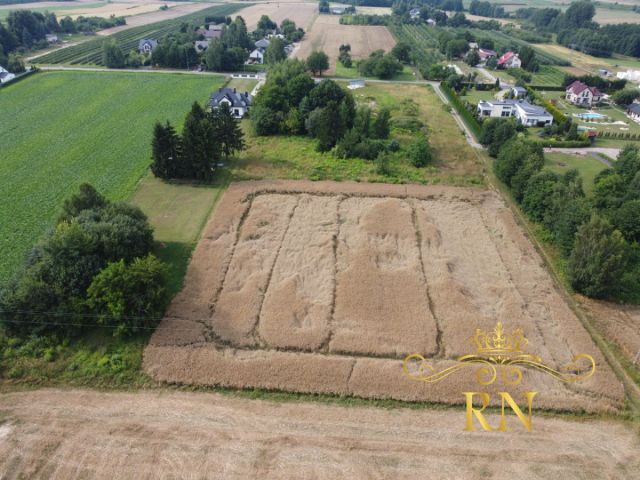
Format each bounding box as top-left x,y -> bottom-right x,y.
579,295 -> 640,365
236,2 -> 318,31
144,181 -> 624,413
294,15 -> 396,74
1,389 -> 639,479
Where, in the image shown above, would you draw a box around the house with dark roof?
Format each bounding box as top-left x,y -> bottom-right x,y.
627,103 -> 640,123
138,39 -> 158,54
255,38 -> 271,49
409,8 -> 421,20
195,40 -> 210,52
477,99 -> 553,127
496,51 -> 521,69
565,81 -> 603,107
209,87 -> 252,118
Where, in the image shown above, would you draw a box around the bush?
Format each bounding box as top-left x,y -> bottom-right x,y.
86,255 -> 167,336
407,135 -> 432,167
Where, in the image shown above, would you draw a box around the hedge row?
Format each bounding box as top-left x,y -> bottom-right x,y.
536,139 -> 591,148
440,83 -> 481,139
526,86 -> 568,125
599,131 -> 640,141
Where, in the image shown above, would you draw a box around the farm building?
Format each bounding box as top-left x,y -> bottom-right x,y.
138,39 -> 158,54
565,81 -> 603,108
45,34 -> 58,43
627,103 -> 640,123
496,51 -> 521,69
209,87 -> 252,118
197,24 -> 223,40
426,18 -> 436,26
617,70 -> 640,83
477,99 -> 553,127
0,66 -> 15,84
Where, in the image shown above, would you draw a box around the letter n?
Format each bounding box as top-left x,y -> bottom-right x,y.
463,392 -> 493,432
497,392 -> 537,432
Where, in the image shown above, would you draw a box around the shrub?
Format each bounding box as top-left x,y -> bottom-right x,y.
407,135 -> 433,168
86,255 -> 168,336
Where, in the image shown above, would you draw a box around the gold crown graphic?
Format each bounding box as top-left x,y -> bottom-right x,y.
471,322 -> 528,358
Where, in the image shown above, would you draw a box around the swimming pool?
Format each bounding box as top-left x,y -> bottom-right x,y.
575,112 -> 606,120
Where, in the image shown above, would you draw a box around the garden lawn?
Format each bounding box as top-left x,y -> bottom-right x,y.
0,70 -> 224,284
544,152 -> 608,196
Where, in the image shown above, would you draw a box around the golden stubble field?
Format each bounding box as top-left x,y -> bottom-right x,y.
144,180 -> 624,413
293,15 -> 396,74
235,1 -> 318,31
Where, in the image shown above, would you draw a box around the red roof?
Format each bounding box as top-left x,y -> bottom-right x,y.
497,51 -> 515,65
566,80 -> 602,97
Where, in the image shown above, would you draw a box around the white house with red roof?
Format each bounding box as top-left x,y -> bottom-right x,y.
496,51 -> 521,69
565,81 -> 603,107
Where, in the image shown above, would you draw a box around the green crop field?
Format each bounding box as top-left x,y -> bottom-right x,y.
33,3 -> 246,66
0,70 -> 224,284
530,65 -> 566,87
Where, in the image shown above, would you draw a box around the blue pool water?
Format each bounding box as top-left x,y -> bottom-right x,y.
576,112 -> 606,120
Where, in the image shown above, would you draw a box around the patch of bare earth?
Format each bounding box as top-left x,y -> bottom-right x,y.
293,15 -> 396,74
144,181 -> 624,413
0,389 -> 638,479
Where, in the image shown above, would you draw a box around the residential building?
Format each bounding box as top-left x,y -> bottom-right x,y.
478,48 -> 496,62
209,87 -> 252,118
0,66 -> 15,84
565,80 -> 603,107
477,99 -> 553,127
496,51 -> 521,69
138,39 -> 158,54
248,47 -> 265,64
195,40 -> 210,52
468,42 -> 479,50
627,103 -> 640,123
409,8 -> 421,20
255,38 -> 270,49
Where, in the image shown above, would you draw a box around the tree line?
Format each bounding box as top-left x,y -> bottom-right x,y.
481,119 -> 640,302
151,102 -> 245,181
0,185 -> 167,337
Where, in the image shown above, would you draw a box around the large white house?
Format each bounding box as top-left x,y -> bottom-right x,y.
248,47 -> 265,64
477,99 -> 553,127
208,87 -> 252,118
565,80 -> 603,107
0,66 -> 15,84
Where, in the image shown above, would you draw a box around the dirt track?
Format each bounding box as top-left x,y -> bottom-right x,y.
0,389 -> 637,479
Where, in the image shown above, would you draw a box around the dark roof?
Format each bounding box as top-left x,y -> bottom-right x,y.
566,80 -> 602,97
209,88 -> 252,109
0,71 -> 7,79
138,39 -> 158,50
255,38 -> 270,49
628,103 -> 640,115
